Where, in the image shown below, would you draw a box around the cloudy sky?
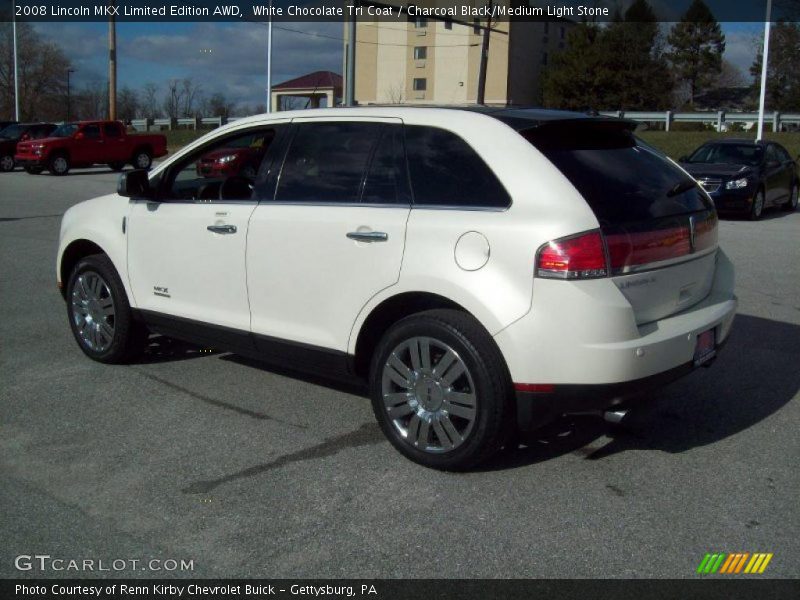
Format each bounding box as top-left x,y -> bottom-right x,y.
33,20 -> 763,110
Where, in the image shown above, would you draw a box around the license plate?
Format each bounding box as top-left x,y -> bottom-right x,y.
694,328 -> 716,366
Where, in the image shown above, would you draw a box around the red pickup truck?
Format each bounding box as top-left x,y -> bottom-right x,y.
15,120 -> 168,175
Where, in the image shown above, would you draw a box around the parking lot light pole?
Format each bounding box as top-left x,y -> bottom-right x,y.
12,3 -> 20,121
756,0 -> 772,141
266,0 -> 272,113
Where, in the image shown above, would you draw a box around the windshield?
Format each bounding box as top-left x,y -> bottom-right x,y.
687,144 -> 763,166
50,123 -> 79,138
522,122 -> 710,225
0,124 -> 24,139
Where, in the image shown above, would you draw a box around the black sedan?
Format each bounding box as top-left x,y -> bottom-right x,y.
679,139 -> 798,220
0,122 -> 57,172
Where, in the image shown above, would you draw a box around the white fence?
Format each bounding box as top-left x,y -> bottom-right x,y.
128,111 -> 800,133
598,110 -> 800,131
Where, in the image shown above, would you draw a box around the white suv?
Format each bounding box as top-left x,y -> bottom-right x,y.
58,107 -> 737,469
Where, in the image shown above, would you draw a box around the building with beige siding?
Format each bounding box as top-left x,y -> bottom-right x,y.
344,7 -> 573,106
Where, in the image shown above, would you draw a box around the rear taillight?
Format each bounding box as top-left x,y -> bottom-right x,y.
536,231 -> 607,279
536,213 -> 718,280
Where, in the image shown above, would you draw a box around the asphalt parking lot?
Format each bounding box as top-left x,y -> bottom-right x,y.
1,167 -> 798,579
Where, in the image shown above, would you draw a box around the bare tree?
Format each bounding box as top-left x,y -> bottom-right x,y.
117,86 -> 139,122
180,77 -> 202,117
0,22 -> 72,120
74,81 -> 107,120
383,81 -> 405,104
204,92 -> 235,118
140,82 -> 160,119
163,79 -> 183,119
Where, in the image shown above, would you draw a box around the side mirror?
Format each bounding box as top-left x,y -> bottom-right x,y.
118,169 -> 153,199
678,155 -> 688,162
74,131 -> 84,140
20,133 -> 30,141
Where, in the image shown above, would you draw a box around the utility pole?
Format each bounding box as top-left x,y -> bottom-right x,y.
108,0 -> 117,120
756,0 -> 772,141
476,0 -> 493,105
345,4 -> 356,106
266,0 -> 273,113
12,4 -> 20,121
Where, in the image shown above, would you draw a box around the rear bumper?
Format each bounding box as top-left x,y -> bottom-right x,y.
494,250 -> 737,429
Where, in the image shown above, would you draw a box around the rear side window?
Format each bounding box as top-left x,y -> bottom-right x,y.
404,126 -> 511,208
522,122 -> 711,225
104,123 -> 123,138
276,122 -> 382,204
83,124 -> 101,139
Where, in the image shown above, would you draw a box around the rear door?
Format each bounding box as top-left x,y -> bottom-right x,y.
524,121 -> 718,325
75,123 -> 105,164
246,118 -> 411,360
102,122 -> 129,162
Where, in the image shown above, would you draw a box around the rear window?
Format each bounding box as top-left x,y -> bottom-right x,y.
404,126 -> 511,209
522,122 -> 711,226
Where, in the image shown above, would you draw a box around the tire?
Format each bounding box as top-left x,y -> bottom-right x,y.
240,164 -> 257,180
0,154 -> 14,172
749,188 -> 765,220
48,153 -> 70,176
108,162 -> 126,171
24,166 -> 43,175
132,149 -> 152,170
66,254 -> 148,364
368,309 -> 515,470
782,182 -> 798,212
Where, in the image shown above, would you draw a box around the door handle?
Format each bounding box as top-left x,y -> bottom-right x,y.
346,231 -> 388,243
207,224 -> 237,234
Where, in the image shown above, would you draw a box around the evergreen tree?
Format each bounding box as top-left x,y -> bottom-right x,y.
751,21 -> 800,112
666,0 -> 725,105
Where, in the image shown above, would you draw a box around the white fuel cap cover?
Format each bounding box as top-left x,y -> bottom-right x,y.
454,231 -> 490,271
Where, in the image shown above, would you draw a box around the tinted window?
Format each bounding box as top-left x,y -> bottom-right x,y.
688,143 -> 763,166
404,126 -> 511,208
522,122 -> 710,225
104,123 -> 123,137
165,127 -> 277,201
276,122 -> 381,204
51,123 -> 79,138
362,126 -> 410,205
774,145 -> 791,161
765,145 -> 782,163
83,125 -> 100,139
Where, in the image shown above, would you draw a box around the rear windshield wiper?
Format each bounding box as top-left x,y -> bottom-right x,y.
667,179 -> 697,197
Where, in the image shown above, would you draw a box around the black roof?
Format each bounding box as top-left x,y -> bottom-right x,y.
436,105 -> 636,131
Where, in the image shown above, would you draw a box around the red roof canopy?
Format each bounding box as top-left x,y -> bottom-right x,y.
273,71 -> 343,91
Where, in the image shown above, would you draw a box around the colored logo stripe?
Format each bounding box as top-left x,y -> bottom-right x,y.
698,552 -> 773,574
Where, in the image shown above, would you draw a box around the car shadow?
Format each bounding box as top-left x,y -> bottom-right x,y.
134,314 -> 798,471
135,335 -> 224,364
478,313 -> 800,471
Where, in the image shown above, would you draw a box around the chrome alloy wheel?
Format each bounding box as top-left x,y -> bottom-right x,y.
71,271 -> 116,352
381,337 -> 477,453
0,155 -> 14,171
52,156 -> 68,174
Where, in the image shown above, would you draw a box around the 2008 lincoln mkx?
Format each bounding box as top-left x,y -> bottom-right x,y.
57,107 -> 737,470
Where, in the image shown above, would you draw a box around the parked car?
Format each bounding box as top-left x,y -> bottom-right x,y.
679,139 -> 798,219
0,122 -> 57,172
15,120 -> 168,175
56,107 -> 737,470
